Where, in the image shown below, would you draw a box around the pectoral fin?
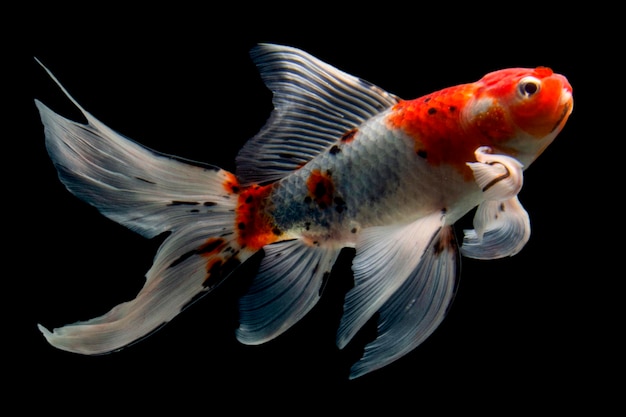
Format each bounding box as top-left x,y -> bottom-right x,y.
236,239 -> 342,345
462,146 -> 530,259
461,197 -> 530,259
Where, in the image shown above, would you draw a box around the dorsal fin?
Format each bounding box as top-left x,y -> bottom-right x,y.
236,44 -> 400,186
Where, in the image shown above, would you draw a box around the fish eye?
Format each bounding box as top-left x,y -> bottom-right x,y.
518,76 -> 541,98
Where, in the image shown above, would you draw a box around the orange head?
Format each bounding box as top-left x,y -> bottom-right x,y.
462,67 -> 573,166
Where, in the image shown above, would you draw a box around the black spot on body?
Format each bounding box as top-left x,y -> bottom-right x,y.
238,222 -> 246,230
246,195 -> 253,204
314,182 -> 327,199
334,196 -> 347,213
449,106 -> 457,112
169,201 -> 199,206
417,149 -> 428,159
330,145 -> 341,154
204,202 -> 217,207
304,196 -> 312,204
428,108 -> 437,115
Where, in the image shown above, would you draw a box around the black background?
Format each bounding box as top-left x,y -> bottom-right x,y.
10,5 -> 615,413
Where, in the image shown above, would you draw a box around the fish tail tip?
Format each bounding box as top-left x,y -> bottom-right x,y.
37,323 -> 53,339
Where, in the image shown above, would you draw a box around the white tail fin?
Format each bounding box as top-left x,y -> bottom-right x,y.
35,59 -> 254,354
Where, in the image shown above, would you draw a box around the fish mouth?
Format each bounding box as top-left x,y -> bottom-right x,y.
550,90 -> 573,133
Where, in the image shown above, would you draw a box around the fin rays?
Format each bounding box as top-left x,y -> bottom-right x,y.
236,44 -> 399,185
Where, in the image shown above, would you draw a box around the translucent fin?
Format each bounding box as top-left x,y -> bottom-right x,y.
466,146 -> 524,201
461,197 -> 530,259
236,43 -> 400,185
349,226 -> 459,379
236,240 -> 341,345
35,59 -> 235,239
336,211 -> 446,350
35,59 -> 256,354
462,146 -> 530,259
38,220 -> 255,354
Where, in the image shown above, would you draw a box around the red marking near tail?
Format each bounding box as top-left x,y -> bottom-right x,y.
236,184 -> 281,251
222,171 -> 240,194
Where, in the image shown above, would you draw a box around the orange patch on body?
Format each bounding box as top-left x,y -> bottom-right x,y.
306,169 -> 334,209
235,184 -> 281,251
387,84 -> 489,180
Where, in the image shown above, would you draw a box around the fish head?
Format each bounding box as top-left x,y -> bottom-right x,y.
463,67 -> 573,167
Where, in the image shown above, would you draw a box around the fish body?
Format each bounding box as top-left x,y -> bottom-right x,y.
35,44 -> 573,378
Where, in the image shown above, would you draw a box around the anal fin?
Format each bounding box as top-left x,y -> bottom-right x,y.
236,239 -> 342,345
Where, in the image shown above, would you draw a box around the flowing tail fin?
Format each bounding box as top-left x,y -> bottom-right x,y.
35,59 -> 254,354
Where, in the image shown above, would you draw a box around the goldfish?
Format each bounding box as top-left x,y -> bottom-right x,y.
34,44 -> 573,379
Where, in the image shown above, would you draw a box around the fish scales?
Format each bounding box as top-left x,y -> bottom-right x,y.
268,110 -> 479,247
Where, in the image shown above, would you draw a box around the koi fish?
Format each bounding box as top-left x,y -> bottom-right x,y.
35,44 -> 573,379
